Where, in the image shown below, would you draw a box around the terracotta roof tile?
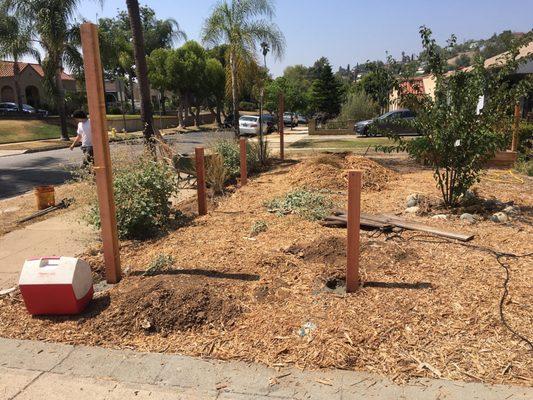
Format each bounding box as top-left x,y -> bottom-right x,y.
0,60 -> 75,80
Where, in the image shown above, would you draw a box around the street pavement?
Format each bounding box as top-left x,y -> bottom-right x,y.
1,337 -> 531,400
0,131 -> 233,199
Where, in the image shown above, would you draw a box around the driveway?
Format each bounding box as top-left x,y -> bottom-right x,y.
0,130 -> 233,199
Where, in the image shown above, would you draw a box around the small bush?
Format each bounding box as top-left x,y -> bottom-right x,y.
250,220 -> 268,237
212,139 -> 263,180
239,101 -> 257,111
339,90 -> 379,122
206,153 -> 229,194
108,106 -> 124,115
515,157 -> 533,176
144,254 -> 175,276
87,159 -> 177,239
265,189 -> 333,221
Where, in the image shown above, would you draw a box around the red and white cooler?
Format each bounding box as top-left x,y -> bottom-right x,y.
18,257 -> 94,315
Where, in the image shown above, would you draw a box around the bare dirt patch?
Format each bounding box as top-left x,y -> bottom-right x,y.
1,154 -> 532,386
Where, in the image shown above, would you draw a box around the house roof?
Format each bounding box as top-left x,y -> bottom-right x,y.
0,60 -> 75,81
462,40 -> 533,72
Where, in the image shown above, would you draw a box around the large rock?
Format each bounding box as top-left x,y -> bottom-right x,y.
491,212 -> 509,223
460,213 -> 475,224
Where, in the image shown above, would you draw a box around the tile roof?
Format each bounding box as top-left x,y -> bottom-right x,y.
0,60 -> 75,80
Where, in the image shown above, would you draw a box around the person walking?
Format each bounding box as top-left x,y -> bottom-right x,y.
69,110 -> 93,168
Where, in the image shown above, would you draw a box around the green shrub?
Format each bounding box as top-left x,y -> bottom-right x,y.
212,139 -> 263,179
239,101 -> 257,111
516,122 -> 533,155
515,157 -> 533,176
108,106 -> 124,115
339,89 -> 379,122
87,159 -> 177,239
265,189 -> 333,221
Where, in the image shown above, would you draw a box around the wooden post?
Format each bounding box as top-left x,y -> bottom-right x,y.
240,138 -> 248,186
511,102 -> 521,152
195,147 -> 207,216
346,170 -> 361,293
278,93 -> 284,160
80,23 -> 121,284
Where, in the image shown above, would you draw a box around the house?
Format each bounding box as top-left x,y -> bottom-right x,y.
0,61 -> 76,108
391,41 -> 533,117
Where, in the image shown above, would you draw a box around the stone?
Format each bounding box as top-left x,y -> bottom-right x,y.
503,205 -> 518,215
431,214 -> 448,220
405,206 -> 419,214
460,213 -> 475,224
491,212 -> 509,223
406,194 -> 421,208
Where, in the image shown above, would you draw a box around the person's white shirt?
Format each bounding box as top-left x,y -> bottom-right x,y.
77,119 -> 92,147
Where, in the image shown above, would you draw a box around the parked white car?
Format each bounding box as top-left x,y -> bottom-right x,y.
239,115 -> 267,136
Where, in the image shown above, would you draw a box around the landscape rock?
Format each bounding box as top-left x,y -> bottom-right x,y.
460,213 -> 476,224
491,212 -> 509,223
405,206 -> 420,214
503,205 -> 519,215
406,194 -> 422,208
431,214 -> 448,220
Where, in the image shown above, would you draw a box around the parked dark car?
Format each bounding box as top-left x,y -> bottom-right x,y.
261,114 -> 277,132
354,109 -> 417,136
297,114 -> 308,124
0,102 -> 18,115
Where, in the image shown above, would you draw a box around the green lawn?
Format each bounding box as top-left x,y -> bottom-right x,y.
290,137 -> 400,149
0,120 -> 76,144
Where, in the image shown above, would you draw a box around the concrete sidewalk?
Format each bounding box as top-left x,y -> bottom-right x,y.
0,210 -> 98,290
0,338 -> 531,400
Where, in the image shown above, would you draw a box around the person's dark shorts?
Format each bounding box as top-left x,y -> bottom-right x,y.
81,146 -> 94,167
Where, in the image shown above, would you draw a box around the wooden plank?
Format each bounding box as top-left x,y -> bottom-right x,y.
382,214 -> 474,242
80,23 -> 121,284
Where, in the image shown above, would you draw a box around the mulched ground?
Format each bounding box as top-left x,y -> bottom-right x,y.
1,153 -> 532,386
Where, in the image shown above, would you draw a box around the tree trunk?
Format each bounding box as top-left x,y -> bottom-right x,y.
160,90 -> 166,115
216,104 -> 222,126
13,60 -> 23,112
126,0 -> 154,149
128,75 -> 135,113
193,106 -> 201,127
56,68 -> 69,141
230,50 -> 239,137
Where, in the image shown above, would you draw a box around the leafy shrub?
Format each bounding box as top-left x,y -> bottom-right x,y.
239,101 -> 257,111
265,189 -> 333,221
516,122 -> 533,156
87,159 -> 177,239
212,139 -> 263,179
515,157 -> 533,176
339,90 -> 379,122
143,254 -> 175,276
108,106 -> 124,115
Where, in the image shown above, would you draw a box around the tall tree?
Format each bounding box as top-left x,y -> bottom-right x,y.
125,0 -> 155,146
308,59 -> 342,118
0,13 -> 40,112
202,0 -> 285,136
3,0 -> 84,140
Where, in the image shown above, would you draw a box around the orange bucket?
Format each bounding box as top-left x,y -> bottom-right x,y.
34,185 -> 55,210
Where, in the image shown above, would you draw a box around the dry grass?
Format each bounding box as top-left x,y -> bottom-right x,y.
0,154 -> 531,386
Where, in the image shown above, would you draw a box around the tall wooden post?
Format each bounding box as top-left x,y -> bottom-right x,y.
346,171 -> 361,293
511,103 -> 521,152
80,23 -> 121,284
240,138 -> 248,186
278,93 -> 285,160
195,147 -> 207,216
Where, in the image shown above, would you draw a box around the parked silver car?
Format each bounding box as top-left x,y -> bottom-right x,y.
239,115 -> 267,136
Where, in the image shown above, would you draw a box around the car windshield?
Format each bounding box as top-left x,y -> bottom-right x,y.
377,111 -> 399,120
240,116 -> 258,122
23,105 -> 35,111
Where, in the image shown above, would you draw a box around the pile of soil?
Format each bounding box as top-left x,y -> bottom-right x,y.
290,153 -> 397,191
94,276 -> 241,336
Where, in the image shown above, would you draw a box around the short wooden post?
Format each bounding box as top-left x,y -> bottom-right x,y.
511,102 -> 521,152
195,147 -> 207,216
80,23 -> 121,284
240,138 -> 248,186
278,93 -> 285,160
346,170 -> 361,293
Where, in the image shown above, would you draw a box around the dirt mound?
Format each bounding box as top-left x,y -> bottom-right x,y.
290,154 -> 396,191
286,235 -> 346,267
94,275 -> 241,336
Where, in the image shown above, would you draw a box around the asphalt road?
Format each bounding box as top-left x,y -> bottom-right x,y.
0,130 -> 234,199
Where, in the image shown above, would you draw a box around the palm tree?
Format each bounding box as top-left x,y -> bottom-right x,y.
202,0 -> 285,136
0,14 -> 40,112
125,0 -> 155,147
2,0 -> 85,141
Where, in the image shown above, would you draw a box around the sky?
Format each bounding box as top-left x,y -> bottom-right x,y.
71,0 -> 533,76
